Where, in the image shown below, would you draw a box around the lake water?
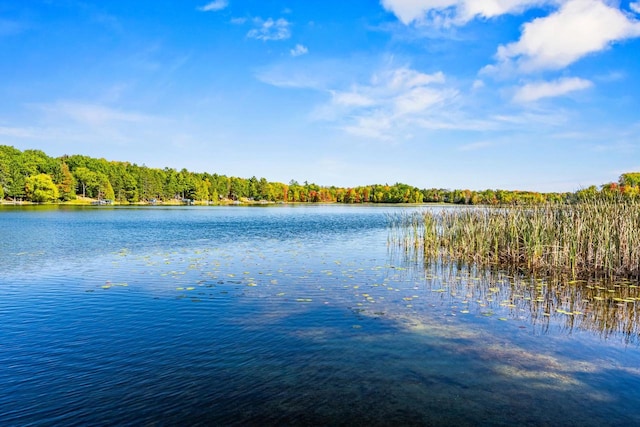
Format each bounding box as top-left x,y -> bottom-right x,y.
1,205 -> 640,426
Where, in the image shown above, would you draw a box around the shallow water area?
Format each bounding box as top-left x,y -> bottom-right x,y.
1,205 -> 640,426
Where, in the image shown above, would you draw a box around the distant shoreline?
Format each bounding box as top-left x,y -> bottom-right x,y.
0,197 -> 289,207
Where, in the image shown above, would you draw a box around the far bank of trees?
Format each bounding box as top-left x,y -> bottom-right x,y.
0,145 -> 637,205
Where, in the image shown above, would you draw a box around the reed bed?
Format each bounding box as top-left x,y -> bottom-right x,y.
388,201 -> 640,279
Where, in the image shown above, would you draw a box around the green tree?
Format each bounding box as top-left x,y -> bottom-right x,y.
21,149 -> 55,176
97,173 -> 115,200
194,177 -> 211,201
25,174 -> 59,202
256,177 -> 270,200
0,146 -> 17,198
74,167 -> 97,198
163,168 -> 180,200
576,185 -> 599,202
212,174 -> 230,199
122,171 -> 139,202
229,177 -> 248,200
248,176 -> 258,199
176,169 -> 196,199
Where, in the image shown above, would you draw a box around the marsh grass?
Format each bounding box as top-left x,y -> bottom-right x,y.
389,201 -> 640,280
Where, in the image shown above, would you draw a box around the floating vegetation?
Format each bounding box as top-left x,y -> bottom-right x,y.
389,201 -> 640,280
82,226 -> 640,345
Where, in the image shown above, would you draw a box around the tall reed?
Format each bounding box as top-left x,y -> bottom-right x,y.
390,201 -> 640,279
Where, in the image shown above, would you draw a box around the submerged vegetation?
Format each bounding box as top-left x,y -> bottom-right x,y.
390,200 -> 640,280
2,145 -> 639,205
401,260 -> 640,345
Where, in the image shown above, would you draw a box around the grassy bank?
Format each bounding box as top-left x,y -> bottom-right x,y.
389,201 -> 640,279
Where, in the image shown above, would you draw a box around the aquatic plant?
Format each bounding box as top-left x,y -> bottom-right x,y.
389,201 -> 640,280
430,264 -> 640,344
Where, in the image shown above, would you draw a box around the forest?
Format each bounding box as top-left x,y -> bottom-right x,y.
1,145 -> 639,205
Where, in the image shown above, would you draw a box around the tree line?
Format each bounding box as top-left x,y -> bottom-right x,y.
0,145 -> 638,205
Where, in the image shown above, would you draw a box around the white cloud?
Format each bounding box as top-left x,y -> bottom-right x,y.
325,67 -> 457,139
631,2 -> 640,14
386,68 -> 445,88
495,0 -> 640,73
380,0 -> 560,26
331,91 -> 375,107
380,0 -> 449,25
198,0 -> 228,12
472,79 -> 485,90
394,85 -> 450,114
290,44 -> 308,57
513,77 -> 593,102
247,18 -> 291,41
343,113 -> 394,140
460,0 -> 558,21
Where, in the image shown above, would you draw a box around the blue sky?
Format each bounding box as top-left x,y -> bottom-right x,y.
1,0 -> 640,191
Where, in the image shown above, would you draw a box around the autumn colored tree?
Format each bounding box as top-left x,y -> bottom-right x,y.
619,173 -> 640,187
56,162 -> 76,201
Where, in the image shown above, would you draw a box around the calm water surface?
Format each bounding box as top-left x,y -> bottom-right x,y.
1,205 -> 640,426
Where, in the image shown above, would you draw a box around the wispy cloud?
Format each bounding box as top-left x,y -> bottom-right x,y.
256,57 -> 363,90
330,91 -> 374,107
492,0 -> 640,73
0,126 -> 39,139
247,18 -> 291,41
490,110 -> 568,127
38,101 -> 153,126
259,58 -> 552,138
14,101 -> 170,151
0,100 -> 158,150
290,44 -> 308,57
631,2 -> 640,14
198,0 -> 228,12
514,77 -> 593,102
319,67 -> 458,139
380,0 -> 560,26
